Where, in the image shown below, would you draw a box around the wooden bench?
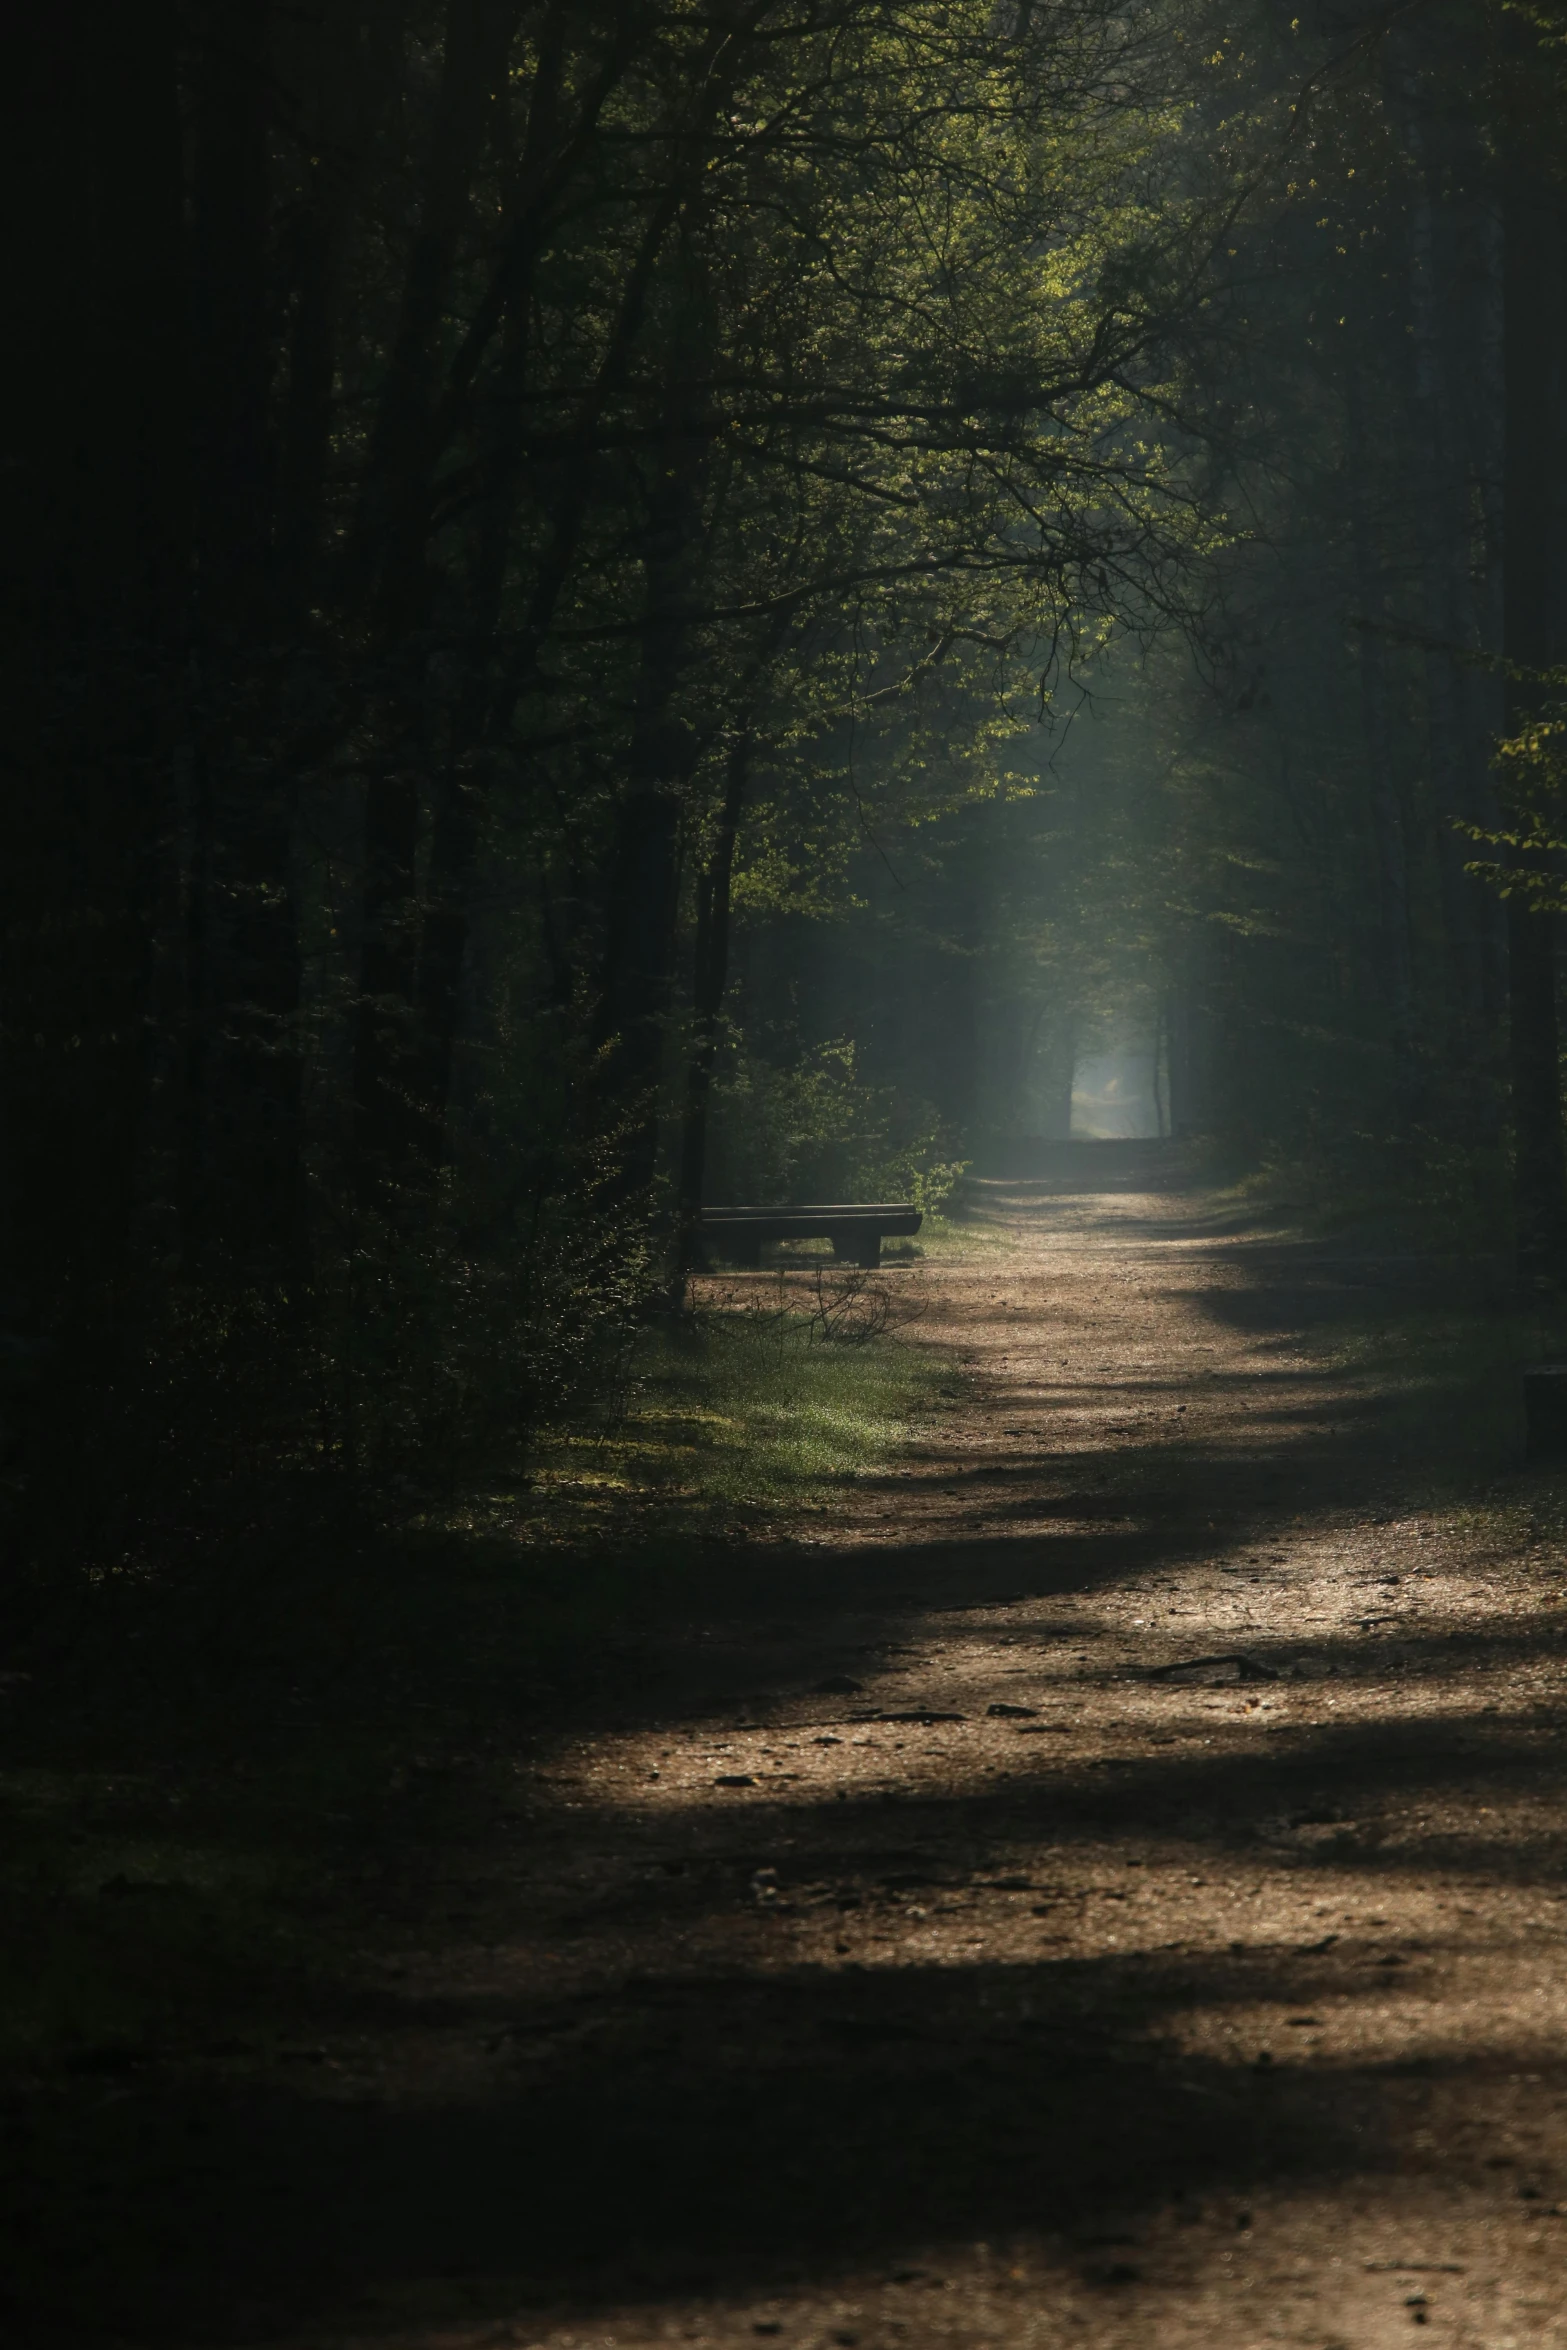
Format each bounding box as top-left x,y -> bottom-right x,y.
698,1203 -> 922,1269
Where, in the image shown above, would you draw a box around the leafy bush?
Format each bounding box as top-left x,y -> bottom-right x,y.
706,1032 -> 967,1209
313,1195 -> 653,1489
0,1181 -> 654,1617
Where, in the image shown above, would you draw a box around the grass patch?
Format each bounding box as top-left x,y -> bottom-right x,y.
513,1294 -> 959,1536
914,1208 -> 1018,1255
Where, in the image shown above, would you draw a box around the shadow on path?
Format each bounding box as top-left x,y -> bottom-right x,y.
3,1150 -> 1560,2346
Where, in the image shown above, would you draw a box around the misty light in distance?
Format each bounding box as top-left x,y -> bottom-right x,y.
1070,1049 -> 1164,1140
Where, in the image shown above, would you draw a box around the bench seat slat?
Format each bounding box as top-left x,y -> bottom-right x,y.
699,1203 -> 916,1222
699,1214 -> 920,1235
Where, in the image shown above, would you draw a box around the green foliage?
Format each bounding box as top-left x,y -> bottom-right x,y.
1226,1117 -> 1513,1259
313,1205 -> 653,1489
1,1179 -> 655,1606
1458,698 -> 1567,908
705,1033 -> 966,1210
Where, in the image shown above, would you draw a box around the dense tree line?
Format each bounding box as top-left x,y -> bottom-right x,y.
790,3 -> 1567,1252
6,1 -> 1567,1590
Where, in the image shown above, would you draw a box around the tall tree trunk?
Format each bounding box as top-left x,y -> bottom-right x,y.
593,672 -> 702,1202
591,306 -> 740,1213
274,1 -> 403,616
189,0 -> 274,634
1039,1011 -> 1078,1142
1501,75 -> 1567,1300
410,94 -> 685,1175
1457,183 -> 1510,1037
346,0 -> 520,1207
675,734 -> 751,1287
180,0 -> 313,1277
1343,364 -> 1418,1119
3,2 -> 192,1559
353,740 -> 424,1208
349,0 -> 616,1202
350,0 -> 524,636
7,0 -> 190,1284
403,16 -> 744,1187
1386,41 -> 1497,1041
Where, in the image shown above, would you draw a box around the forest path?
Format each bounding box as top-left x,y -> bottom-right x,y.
424,1144 -> 1563,2350
26,1147 -> 1567,2350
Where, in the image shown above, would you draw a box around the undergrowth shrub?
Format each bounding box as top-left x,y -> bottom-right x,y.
3,1178 -> 653,1614
316,1194 -> 651,1488
706,1033 -> 967,1209
1236,1110 -> 1510,1252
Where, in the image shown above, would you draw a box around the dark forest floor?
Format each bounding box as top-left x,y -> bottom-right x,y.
6,1142 -> 1567,2349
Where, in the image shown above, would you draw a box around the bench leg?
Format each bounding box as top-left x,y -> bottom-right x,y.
729,1231 -> 762,1269
828,1228 -> 882,1268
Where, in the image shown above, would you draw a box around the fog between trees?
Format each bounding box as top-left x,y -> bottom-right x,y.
7,0 -> 1567,1581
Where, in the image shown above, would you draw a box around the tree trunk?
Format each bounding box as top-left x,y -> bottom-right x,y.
1343,363 -> 1418,1119
410,156 -> 687,1171
3,2 -> 192,1557
593,690 -> 700,1202
189,0 -> 274,633
274,0 -> 403,615
1502,81 -> 1567,1299
588,264 -> 719,1198
180,0 -> 313,1277
6,0 -> 190,1292
350,0 -> 524,636
1386,40 -> 1498,1041
675,734 -> 751,1287
345,0 -> 520,1204
1039,1012 -> 1078,1141
402,19 -> 744,1185
353,743 -> 424,1209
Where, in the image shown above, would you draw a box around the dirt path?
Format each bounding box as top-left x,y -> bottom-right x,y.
25,1148 -> 1567,2348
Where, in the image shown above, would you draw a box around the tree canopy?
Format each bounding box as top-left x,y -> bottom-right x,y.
8,0 -> 1567,1576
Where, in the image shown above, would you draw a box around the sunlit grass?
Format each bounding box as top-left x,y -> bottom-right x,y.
915,1208 -> 1019,1254
523,1305 -> 957,1531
